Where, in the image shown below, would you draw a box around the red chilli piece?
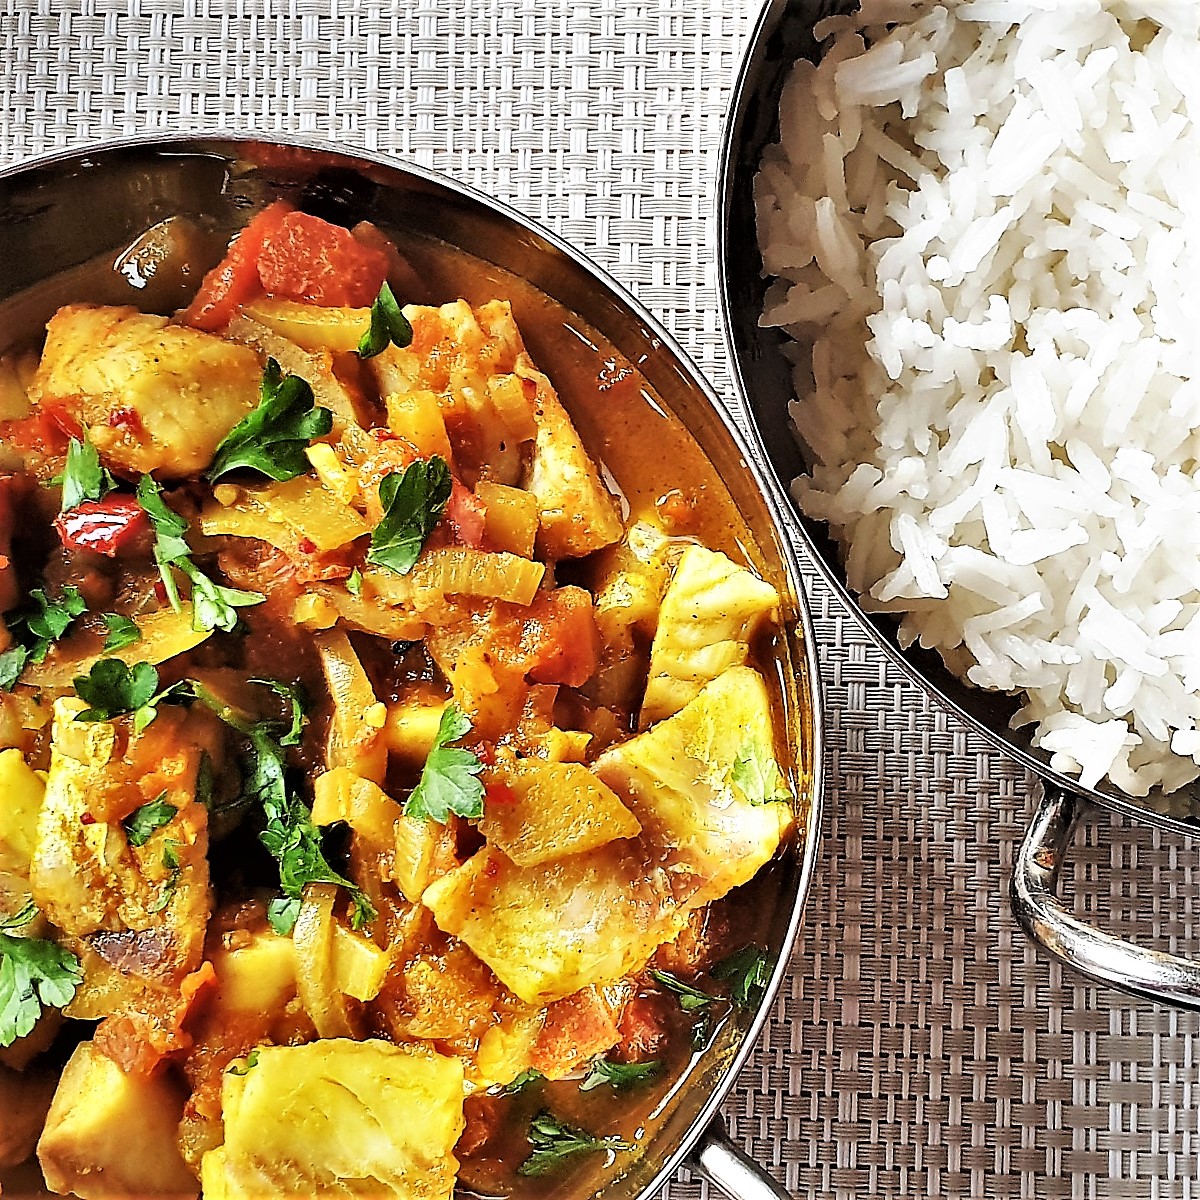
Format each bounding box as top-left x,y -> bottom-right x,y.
54,495 -> 150,558
297,537 -> 318,555
80,812 -> 97,826
256,211 -> 390,308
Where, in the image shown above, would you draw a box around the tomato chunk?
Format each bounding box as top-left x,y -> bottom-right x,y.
522,588 -> 600,687
256,212 -> 390,308
54,495 -> 150,558
179,200 -> 294,332
445,480 -> 487,549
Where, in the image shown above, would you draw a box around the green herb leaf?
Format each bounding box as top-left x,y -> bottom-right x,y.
267,897 -> 302,936
248,678 -> 308,747
491,1068 -> 545,1097
690,1009 -> 713,1052
122,793 -> 177,847
366,456 -> 452,576
147,840 -> 182,914
74,659 -> 160,721
345,567 -> 363,598
357,283 -> 414,359
711,945 -> 774,1010
579,1056 -> 661,1092
137,476 -> 264,631
58,438 -> 116,512
0,647 -> 28,692
207,359 -> 334,483
0,901 -> 37,933
404,703 -> 484,824
226,1049 -> 260,1076
101,613 -> 142,653
649,969 -> 718,1013
517,1110 -> 633,1177
730,736 -> 790,806
0,917 -> 83,1047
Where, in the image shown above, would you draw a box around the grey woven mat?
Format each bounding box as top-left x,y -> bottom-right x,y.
4,0 -> 1200,1196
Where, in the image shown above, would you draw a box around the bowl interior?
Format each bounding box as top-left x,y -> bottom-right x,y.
717,0 -> 1200,832
0,137 -> 823,1199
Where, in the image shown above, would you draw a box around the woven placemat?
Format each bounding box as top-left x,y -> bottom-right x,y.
4,0 -> 1200,1196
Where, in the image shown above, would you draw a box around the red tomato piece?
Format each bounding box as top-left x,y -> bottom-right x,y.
522,588 -> 601,688
180,200 -> 295,332
54,495 -> 149,558
256,211 -> 390,308
444,480 -> 487,549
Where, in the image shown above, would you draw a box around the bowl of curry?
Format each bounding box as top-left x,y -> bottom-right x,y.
0,137 -> 822,1200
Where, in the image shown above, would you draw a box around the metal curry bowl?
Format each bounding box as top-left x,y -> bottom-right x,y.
0,137 -> 823,1199
718,0 -> 1200,1010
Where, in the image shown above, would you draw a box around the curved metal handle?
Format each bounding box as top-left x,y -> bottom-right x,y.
1011,782 -> 1200,1008
688,1117 -> 792,1200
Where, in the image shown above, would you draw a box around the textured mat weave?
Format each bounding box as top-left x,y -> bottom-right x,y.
4,0 -> 1200,1195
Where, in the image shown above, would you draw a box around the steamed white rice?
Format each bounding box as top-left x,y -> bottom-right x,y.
755,0 -> 1200,797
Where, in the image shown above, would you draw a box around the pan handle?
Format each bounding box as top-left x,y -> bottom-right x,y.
688,1117 -> 792,1200
1011,781 -> 1200,1008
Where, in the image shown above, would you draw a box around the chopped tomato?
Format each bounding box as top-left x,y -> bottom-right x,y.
256,211 -> 390,308
180,200 -> 294,332
445,480 -> 487,549
54,495 -> 150,558
521,587 -> 600,687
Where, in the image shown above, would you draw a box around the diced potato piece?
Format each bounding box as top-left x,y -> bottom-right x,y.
0,748 -> 43,874
423,844 -> 683,1005
530,985 -> 624,1079
317,630 -> 387,784
242,297 -> 371,353
0,354 -> 32,423
200,476 -> 369,553
392,813 -> 445,905
472,1011 -> 544,1092
38,1041 -> 197,1199
594,666 -> 793,907
476,480 -> 539,558
293,884 -> 358,1039
312,767 -> 402,854
640,544 -> 779,728
393,945 -> 510,1041
480,759 -> 639,866
520,354 -> 623,558
30,699 -> 215,1006
411,547 -> 544,609
208,929 -> 296,1015
24,604 -> 212,690
202,1040 -> 464,1200
384,698 -> 448,768
306,442 -> 358,506
386,390 -> 454,462
293,593 -> 340,630
31,304 -> 261,478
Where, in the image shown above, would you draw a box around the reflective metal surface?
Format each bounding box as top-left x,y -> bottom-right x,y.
0,136 -> 823,1200
716,0 -> 1200,1008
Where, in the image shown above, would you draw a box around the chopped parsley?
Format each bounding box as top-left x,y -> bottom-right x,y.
730,735 -> 790,805
0,902 -> 83,1048
366,456 -> 452,576
345,567 -> 363,598
72,659 -> 192,733
490,1068 -> 545,1097
57,437 -> 116,512
226,1049 -> 260,1076
147,841 -> 182,915
122,793 -> 177,847
648,969 -> 718,1013
357,282 -> 414,359
517,1110 -> 633,1177
404,703 -> 484,824
711,944 -> 774,1010
136,476 -> 263,632
579,1055 -> 661,1092
207,359 -> 334,483
0,585 -> 88,690
100,613 -> 142,653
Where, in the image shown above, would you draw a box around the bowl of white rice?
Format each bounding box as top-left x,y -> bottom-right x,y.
720,0 -> 1200,1005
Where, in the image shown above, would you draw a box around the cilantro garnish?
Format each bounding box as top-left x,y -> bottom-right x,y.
730,735 -> 790,805
72,659 -> 190,733
357,283 -> 414,359
58,437 -> 116,512
226,1049 -> 260,1076
345,567 -> 363,598
366,456 -> 452,576
101,613 -> 141,653
0,903 -> 83,1048
136,476 -> 263,632
517,1110 -> 633,1177
207,359 -> 334,483
0,586 -> 89,690
711,944 -> 775,1010
648,969 -> 718,1013
202,679 -> 372,936
491,1068 -> 545,1098
122,792 -> 177,847
404,703 -> 484,824
147,841 -> 182,915
579,1056 -> 661,1092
